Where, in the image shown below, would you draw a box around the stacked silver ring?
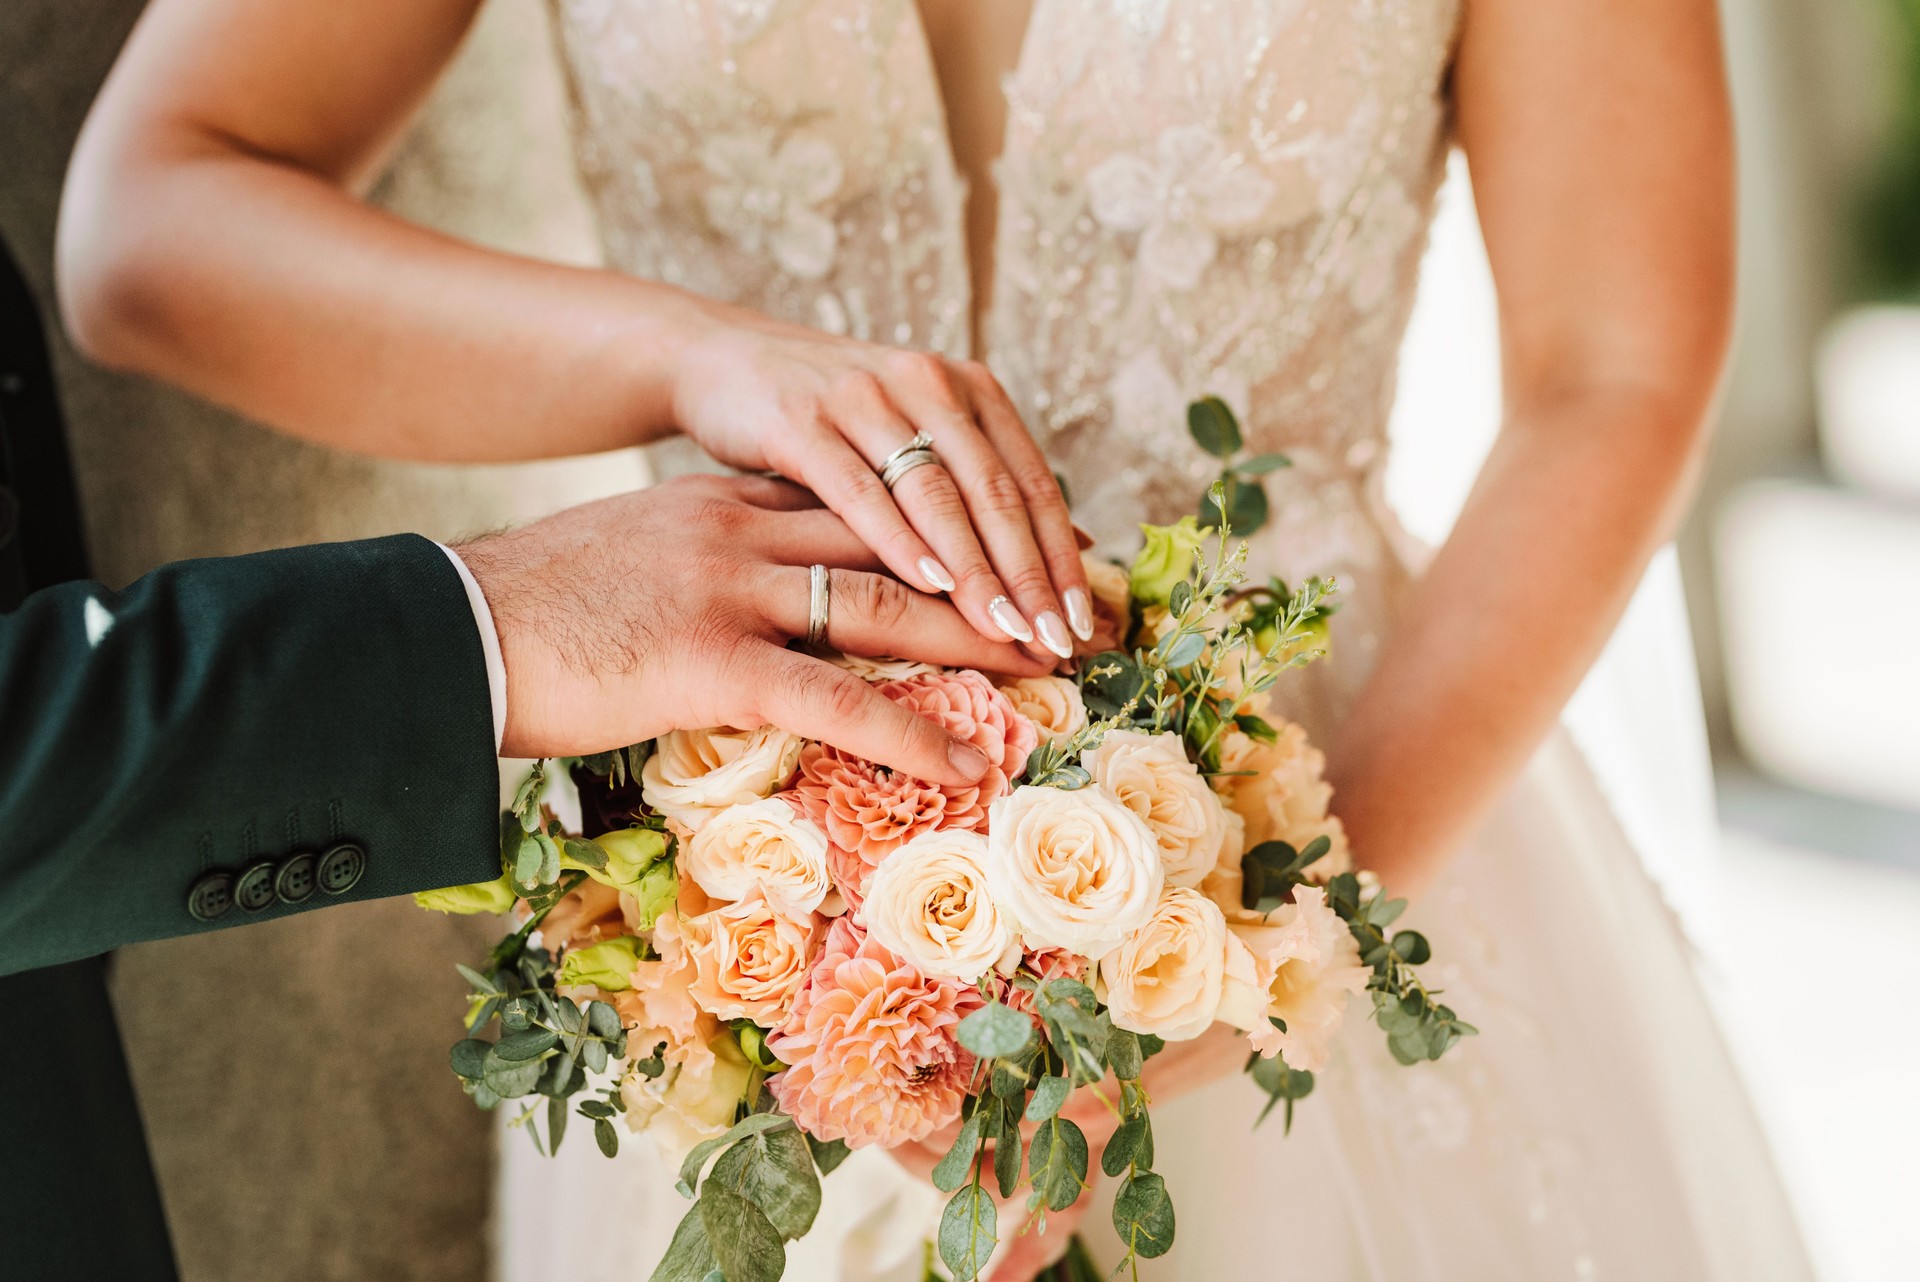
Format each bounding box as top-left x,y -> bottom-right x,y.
805,563 -> 831,648
878,431 -> 941,490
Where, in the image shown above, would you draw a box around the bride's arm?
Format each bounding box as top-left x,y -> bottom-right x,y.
1327,0 -> 1735,895
55,0 -> 1091,657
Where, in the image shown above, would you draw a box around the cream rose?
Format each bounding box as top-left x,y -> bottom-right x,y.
1212,720 -> 1352,878
995,676 -> 1088,745
640,725 -> 804,830
1099,887 -> 1228,1041
680,889 -> 819,1025
620,1021 -> 753,1166
983,783 -> 1163,960
829,653 -> 942,683
859,829 -> 1014,982
1084,730 -> 1230,889
680,796 -> 834,915
1217,886 -> 1368,1072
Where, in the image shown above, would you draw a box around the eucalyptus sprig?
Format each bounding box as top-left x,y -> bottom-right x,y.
1188,396 -> 1290,535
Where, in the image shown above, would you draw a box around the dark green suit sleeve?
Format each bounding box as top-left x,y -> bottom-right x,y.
0,533 -> 500,976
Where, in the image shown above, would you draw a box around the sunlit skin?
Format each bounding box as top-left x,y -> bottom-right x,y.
57,0 -> 1733,1273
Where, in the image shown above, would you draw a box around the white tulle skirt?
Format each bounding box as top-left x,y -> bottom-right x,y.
495,554 -> 1814,1282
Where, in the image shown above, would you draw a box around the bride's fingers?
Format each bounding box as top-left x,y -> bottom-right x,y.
961,367 -> 1095,643
760,566 -> 1049,676
789,429 -> 956,596
887,375 -> 1072,662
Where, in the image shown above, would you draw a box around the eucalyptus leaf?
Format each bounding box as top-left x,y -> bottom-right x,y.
450,1039 -> 490,1081
648,1206 -> 718,1282
483,1055 -> 544,1100
710,1126 -> 823,1240
512,834 -> 543,888
938,1185 -> 999,1282
1158,630 -> 1206,670
1026,1116 -> 1089,1212
699,1185 -> 786,1282
1102,1115 -> 1147,1177
494,1028 -> 559,1061
1391,930 -> 1432,965
1237,451 -> 1292,475
806,1135 -> 853,1177
581,1038 -> 610,1075
676,1112 -> 794,1198
993,1103 -> 1023,1197
956,1002 -> 1034,1059
595,1117 -> 620,1157
547,1095 -> 569,1154
1187,396 -> 1243,458
1025,1074 -> 1072,1123
1111,1171 -> 1176,1259
456,964 -> 500,996
578,1100 -> 615,1121
586,1000 -> 622,1039
562,837 -> 609,871
1168,580 -> 1194,616
931,1111 -> 984,1193
1105,1028 -> 1143,1081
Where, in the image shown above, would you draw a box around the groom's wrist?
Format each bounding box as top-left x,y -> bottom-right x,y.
436,542 -> 506,754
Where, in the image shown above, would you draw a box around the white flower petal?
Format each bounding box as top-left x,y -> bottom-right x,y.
1206,164 -> 1278,229
774,134 -> 845,207
1086,153 -> 1162,232
771,206 -> 838,280
1139,221 -> 1219,291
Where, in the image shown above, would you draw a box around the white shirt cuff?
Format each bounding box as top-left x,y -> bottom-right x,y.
437,541 -> 507,753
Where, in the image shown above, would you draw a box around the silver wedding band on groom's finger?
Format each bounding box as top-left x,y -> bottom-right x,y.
805,563 -> 831,648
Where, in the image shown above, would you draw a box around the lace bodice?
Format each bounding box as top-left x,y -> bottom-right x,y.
548,0 -> 1460,717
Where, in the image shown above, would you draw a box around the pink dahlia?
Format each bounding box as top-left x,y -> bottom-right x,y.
765,917 -> 983,1148
789,671 -> 1037,900
999,947 -> 1089,1017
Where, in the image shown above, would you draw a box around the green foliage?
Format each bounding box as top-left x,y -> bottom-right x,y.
1247,1052 -> 1315,1132
1026,1116 -> 1090,1212
1188,398 -> 1289,536
939,1184 -> 999,1282
701,1185 -> 786,1282
957,1001 -> 1036,1059
1111,1171 -> 1176,1260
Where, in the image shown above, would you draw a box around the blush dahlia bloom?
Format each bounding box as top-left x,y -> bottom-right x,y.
765,918 -> 982,1148
790,671 -> 1036,898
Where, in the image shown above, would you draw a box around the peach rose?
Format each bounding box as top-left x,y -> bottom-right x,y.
641,725 -> 804,830
1099,887 -> 1229,1042
859,829 -> 1014,982
680,888 -> 820,1025
767,918 -> 980,1148
1084,730 -> 1230,889
620,1019 -> 753,1165
790,671 -> 1036,898
1212,720 -> 1351,878
1217,886 -> 1369,1072
994,675 -> 1088,745
983,783 -> 1163,960
679,796 -> 834,915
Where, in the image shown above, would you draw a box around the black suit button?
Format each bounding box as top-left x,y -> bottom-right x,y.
186,872 -> 235,922
274,852 -> 317,903
233,860 -> 278,912
316,842 -> 367,895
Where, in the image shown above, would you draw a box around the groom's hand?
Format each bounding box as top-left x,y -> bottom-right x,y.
454,475 -> 1049,782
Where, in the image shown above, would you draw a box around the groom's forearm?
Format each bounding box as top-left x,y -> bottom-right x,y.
0,535 -> 500,976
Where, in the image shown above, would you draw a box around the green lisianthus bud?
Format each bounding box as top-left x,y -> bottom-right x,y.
562,826 -> 670,893
414,873 -> 517,916
1130,516 -> 1208,606
733,1021 -> 784,1074
557,935 -> 645,992
627,858 -> 679,932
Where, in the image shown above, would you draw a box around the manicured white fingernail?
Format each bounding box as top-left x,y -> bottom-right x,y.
1064,588 -> 1094,641
918,556 -> 955,593
986,595 -> 1033,643
1036,611 -> 1073,659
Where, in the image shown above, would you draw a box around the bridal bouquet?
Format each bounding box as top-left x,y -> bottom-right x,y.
422,418 -> 1472,1281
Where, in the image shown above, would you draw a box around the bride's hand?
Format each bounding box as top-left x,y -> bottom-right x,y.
670,313 -> 1093,661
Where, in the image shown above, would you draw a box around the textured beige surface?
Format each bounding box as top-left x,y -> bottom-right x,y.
2,1 -> 632,1277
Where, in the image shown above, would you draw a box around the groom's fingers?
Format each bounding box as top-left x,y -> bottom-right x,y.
721,474 -> 826,511
751,647 -> 989,786
749,510 -> 886,571
761,567 -> 1049,675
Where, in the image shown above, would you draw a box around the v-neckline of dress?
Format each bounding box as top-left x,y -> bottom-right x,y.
897,0 -> 1047,355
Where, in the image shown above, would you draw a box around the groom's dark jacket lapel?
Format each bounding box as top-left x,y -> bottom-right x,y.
0,234 -> 500,1275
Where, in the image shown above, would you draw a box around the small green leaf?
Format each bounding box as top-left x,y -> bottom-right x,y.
956,1002 -> 1035,1059
1025,1075 -> 1072,1123
1391,930 -> 1432,965
450,1039 -> 490,1080
1105,1028 -> 1143,1081
938,1185 -> 999,1282
1157,630 -> 1206,669
1102,1115 -> 1147,1177
513,834 -> 543,888
578,1099 -> 615,1120
675,1113 -> 794,1198
586,1000 -> 622,1040
1237,451 -> 1292,475
595,1117 -> 620,1157
1187,396 -> 1243,458
1112,1171 -> 1176,1259
483,1054 -> 544,1100
547,1095 -> 569,1154
931,1112 -> 985,1193
1137,1033 -> 1167,1061
710,1126 -> 823,1240
806,1135 -> 852,1177
1168,580 -> 1195,616
494,1028 -> 559,1061
456,964 -> 500,995
562,837 -> 609,870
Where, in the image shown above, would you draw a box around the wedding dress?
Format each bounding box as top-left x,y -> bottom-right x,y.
499,1 -> 1816,1277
